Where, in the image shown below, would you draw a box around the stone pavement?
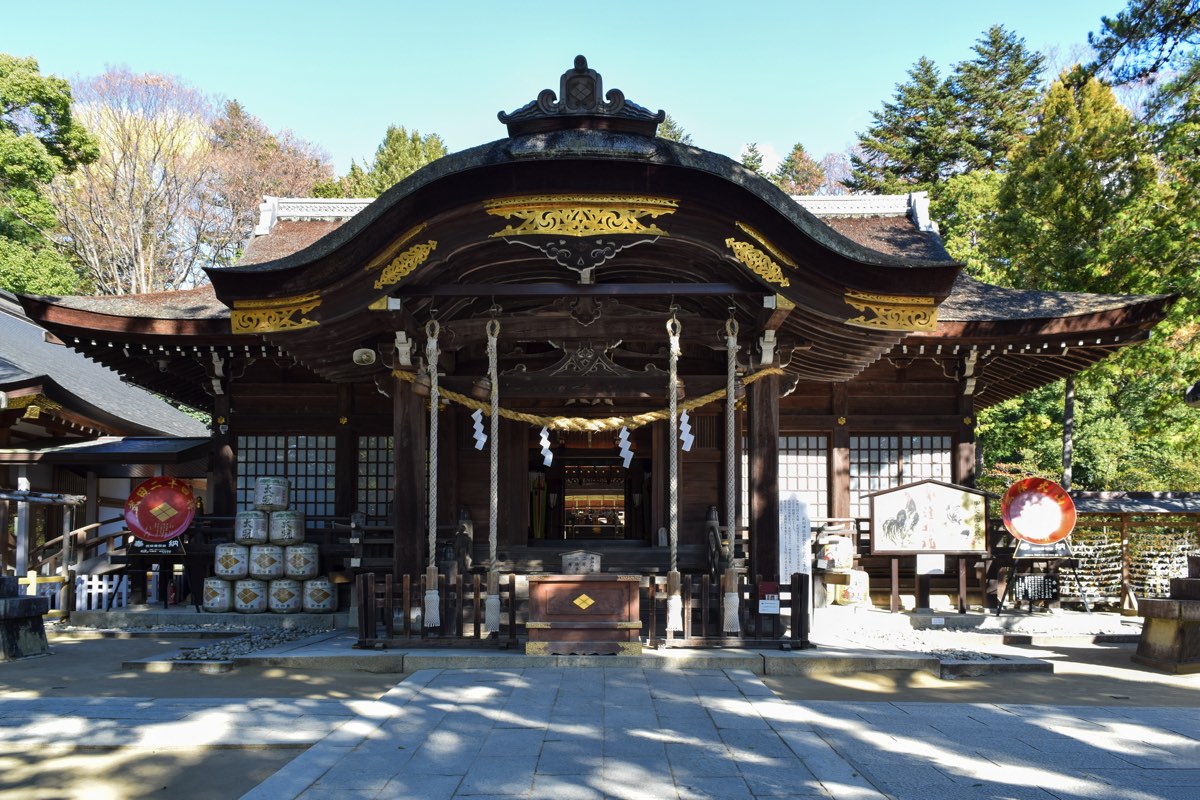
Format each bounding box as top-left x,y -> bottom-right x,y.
241,667 -> 885,800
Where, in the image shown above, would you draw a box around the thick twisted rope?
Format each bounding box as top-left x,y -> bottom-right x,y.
725,319 -> 739,558
485,319 -> 501,634
391,366 -> 785,431
666,318 -> 683,632
424,319 -> 441,628
723,319 -> 741,634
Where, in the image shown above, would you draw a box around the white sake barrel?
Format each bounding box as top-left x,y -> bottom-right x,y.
213,544 -> 249,579
248,544 -> 284,579
269,510 -> 305,546
201,577 -> 232,613
233,510 -> 268,545
285,543 -> 319,579
233,579 -> 268,613
253,476 -> 290,511
302,577 -> 336,613
268,579 -> 302,614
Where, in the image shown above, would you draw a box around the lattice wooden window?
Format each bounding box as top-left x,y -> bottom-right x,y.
356,436 -> 394,520
849,434 -> 951,518
236,435 -> 336,522
741,434 -> 830,524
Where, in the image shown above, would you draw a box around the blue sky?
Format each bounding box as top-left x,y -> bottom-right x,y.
2,0 -> 1123,174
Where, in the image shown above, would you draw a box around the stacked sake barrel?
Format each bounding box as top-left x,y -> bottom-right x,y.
203,477 -> 335,614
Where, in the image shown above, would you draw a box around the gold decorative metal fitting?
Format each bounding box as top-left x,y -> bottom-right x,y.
374,241 -> 438,289
573,593 -> 596,610
525,642 -> 550,656
963,416 -> 973,425
844,290 -> 938,332
339,416 -> 348,425
484,194 -> 678,237
617,642 -> 643,656
231,293 -> 321,334
725,238 -> 791,287
837,417 -> 847,426
216,416 -> 226,425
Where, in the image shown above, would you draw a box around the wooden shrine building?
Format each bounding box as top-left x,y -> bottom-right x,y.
18,58 -> 1173,612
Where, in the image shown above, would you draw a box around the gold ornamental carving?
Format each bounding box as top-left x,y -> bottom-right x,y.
844,290 -> 938,332
373,241 -> 438,289
735,221 -> 797,269
725,238 -> 791,287
231,293 -> 321,334
484,194 -> 678,238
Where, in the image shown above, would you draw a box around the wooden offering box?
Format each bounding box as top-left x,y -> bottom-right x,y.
526,575 -> 642,655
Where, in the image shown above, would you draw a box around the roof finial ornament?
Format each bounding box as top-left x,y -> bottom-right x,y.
499,55 -> 666,138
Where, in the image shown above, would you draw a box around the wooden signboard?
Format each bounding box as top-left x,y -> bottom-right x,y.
869,480 -> 988,555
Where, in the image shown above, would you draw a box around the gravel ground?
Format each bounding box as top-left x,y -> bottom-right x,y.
48,620 -> 326,661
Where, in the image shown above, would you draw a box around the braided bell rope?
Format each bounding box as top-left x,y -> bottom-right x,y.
485,318 -> 501,634
424,319 -> 441,628
666,318 -> 683,632
722,319 -> 741,633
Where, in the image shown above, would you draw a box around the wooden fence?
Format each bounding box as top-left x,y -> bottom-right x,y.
355,571 -> 811,650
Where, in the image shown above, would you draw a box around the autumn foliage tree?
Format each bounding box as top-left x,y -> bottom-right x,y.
772,142 -> 824,194
48,70 -> 331,294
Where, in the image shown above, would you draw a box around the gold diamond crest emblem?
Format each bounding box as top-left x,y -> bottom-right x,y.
150,502 -> 178,521
573,593 -> 595,610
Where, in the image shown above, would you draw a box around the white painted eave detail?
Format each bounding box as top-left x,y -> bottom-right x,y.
254,196 -> 374,235
793,191 -> 939,234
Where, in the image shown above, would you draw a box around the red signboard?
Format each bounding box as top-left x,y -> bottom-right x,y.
1001,477 -> 1076,545
124,477 -> 196,542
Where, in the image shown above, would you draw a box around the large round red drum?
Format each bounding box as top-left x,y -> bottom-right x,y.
1001,477 -> 1076,545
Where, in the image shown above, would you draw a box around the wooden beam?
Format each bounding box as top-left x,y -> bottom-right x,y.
399,282 -> 758,298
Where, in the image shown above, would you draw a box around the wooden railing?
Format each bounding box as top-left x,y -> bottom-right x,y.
355,570 -> 812,650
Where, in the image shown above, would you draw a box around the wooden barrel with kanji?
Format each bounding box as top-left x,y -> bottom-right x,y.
214,544 -> 248,579
253,477 -> 289,511
234,510 -> 268,545
268,578 -> 302,613
233,579 -> 268,613
202,577 -> 232,613
302,577 -> 336,613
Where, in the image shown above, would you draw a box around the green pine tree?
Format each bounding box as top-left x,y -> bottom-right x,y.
657,114 -> 693,145
845,57 -> 958,193
772,142 -> 824,194
950,25 -> 1045,171
740,142 -> 766,175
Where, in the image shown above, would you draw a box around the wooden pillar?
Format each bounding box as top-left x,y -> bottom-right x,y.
393,375 -> 426,578
498,419 -> 528,548
335,385 -> 355,516
211,393 -> 236,517
830,384 -> 850,519
438,407 -> 459,529
748,373 -> 780,580
955,395 -> 977,488
1062,376 -> 1075,490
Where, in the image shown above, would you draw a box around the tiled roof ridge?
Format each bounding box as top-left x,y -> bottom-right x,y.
254,196 -> 375,235
793,192 -> 938,233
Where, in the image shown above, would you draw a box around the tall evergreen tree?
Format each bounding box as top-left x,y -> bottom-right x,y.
330,126 -> 448,198
1089,0 -> 1200,89
845,57 -> 958,193
657,114 -> 693,144
950,25 -> 1045,171
995,67 -> 1156,293
740,142 -> 766,175
772,142 -> 824,194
